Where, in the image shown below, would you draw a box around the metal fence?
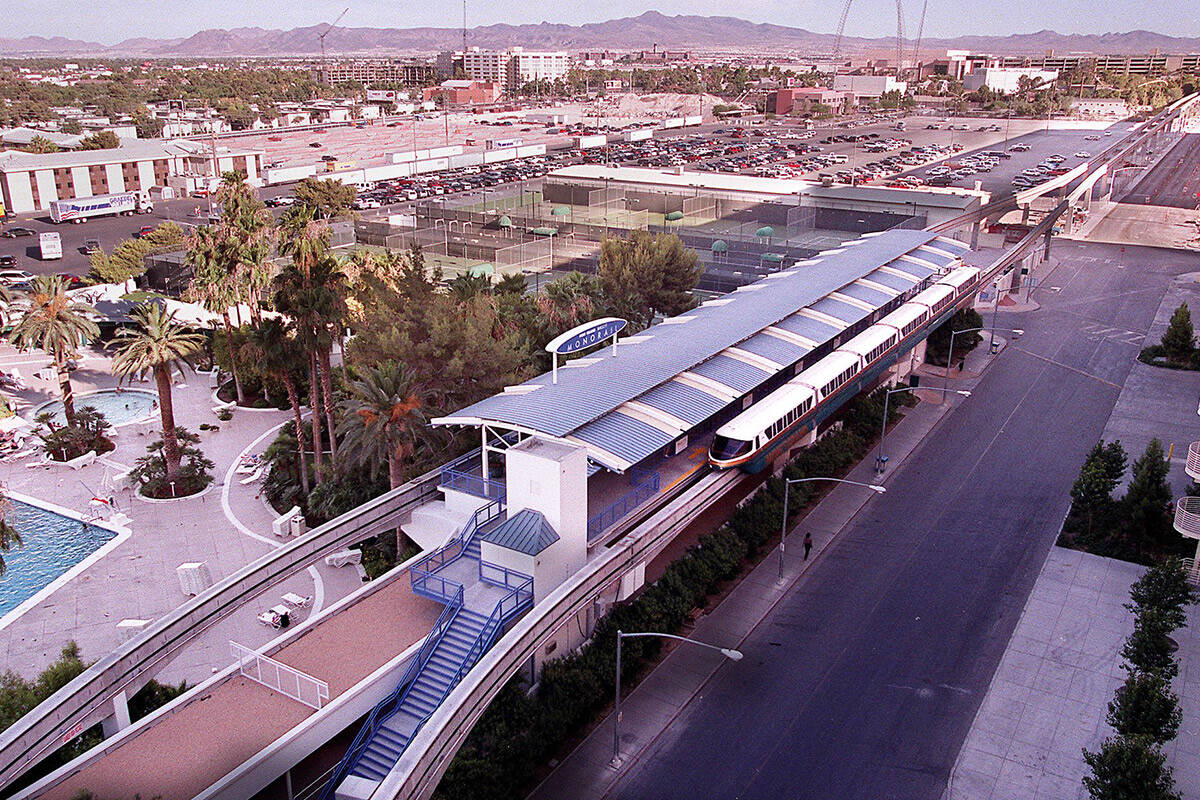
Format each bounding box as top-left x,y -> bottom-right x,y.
587,471 -> 662,541
230,641 -> 330,710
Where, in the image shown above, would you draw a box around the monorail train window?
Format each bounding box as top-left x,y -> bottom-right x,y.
712,436 -> 752,460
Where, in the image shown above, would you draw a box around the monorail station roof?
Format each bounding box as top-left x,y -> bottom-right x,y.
434,229 -> 970,472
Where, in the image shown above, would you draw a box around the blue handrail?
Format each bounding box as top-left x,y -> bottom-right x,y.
317,583 -> 464,800
410,499 -> 504,601
587,471 -> 661,540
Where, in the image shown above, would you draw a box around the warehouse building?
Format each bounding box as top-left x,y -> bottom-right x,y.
0,139 -> 264,214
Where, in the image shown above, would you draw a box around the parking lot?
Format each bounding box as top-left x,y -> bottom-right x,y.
0,112 -> 1126,278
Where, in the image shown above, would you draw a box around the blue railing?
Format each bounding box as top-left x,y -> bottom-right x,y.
410,499 -> 505,600
439,433 -> 519,502
586,470 -> 661,540
318,584 -> 464,800
440,467 -> 507,502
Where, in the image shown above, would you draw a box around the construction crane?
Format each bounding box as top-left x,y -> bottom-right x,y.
910,0 -> 928,67
832,0 -> 906,72
318,7 -> 350,83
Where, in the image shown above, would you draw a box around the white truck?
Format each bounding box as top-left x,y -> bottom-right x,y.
49,192 -> 154,224
38,231 -> 62,260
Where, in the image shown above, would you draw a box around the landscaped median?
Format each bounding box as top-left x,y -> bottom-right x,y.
429,386 -> 915,800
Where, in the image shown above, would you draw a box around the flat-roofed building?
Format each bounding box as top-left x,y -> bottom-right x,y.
0,139 -> 264,214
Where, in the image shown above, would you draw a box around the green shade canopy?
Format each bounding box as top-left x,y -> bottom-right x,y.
551,206 -> 571,216
497,215 -> 512,228
468,263 -> 495,276
529,227 -> 558,236
711,239 -> 728,253
755,226 -> 775,238
664,210 -> 685,221
761,253 -> 784,262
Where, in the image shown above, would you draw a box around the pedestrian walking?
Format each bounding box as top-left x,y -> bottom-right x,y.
803,532 -> 813,561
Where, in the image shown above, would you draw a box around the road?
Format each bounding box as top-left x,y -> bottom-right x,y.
1122,132 -> 1200,209
605,239 -> 1192,800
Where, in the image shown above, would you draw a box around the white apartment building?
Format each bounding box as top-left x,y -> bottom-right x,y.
963,68 -> 1059,94
459,47 -> 569,93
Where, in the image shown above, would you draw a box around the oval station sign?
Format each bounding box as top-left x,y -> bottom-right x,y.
545,317 -> 628,355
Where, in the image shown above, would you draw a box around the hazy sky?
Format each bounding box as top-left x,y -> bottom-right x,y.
8,0 -> 1199,44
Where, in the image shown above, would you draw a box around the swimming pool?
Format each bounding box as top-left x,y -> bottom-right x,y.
34,388 -> 157,428
0,500 -> 119,618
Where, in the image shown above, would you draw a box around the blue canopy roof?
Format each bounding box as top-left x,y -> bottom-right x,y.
436,230 -> 966,471
482,509 -> 559,555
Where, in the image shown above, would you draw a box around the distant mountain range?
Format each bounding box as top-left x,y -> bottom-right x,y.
3,12 -> 1200,58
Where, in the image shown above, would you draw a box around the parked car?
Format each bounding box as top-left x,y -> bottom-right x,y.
0,227 -> 36,238
0,269 -> 34,285
0,255 -> 16,268
84,238 -> 101,254
134,225 -> 155,238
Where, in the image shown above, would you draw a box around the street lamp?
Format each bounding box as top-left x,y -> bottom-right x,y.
875,385 -> 971,475
612,630 -> 742,766
942,325 -> 1024,398
779,476 -> 886,580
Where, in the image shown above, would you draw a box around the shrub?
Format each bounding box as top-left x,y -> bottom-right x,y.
131,427 -> 214,498
1121,608 -> 1179,679
1160,303 -> 1195,365
1126,560 -> 1199,631
33,408 -> 112,461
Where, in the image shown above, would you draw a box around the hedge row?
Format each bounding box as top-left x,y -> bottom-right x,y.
1083,560 -> 1197,800
433,386 -> 912,800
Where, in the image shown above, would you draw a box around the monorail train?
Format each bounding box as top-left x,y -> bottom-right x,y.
709,264 -> 981,473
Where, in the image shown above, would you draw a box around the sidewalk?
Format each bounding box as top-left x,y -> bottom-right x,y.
527,346 -> 1005,800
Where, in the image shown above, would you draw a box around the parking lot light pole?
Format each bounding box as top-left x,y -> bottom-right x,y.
876,386 -> 971,476
612,631 -> 742,767
779,477 -> 886,580
943,325 -> 1024,398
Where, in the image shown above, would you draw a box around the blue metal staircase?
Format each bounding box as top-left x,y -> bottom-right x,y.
318,499 -> 533,798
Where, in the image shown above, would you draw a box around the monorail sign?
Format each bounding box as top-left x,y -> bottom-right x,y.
545,317 -> 628,383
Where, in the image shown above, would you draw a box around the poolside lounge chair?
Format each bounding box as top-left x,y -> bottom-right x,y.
66,451 -> 97,470
256,611 -> 282,629
325,549 -> 362,568
282,592 -> 311,608
238,466 -> 264,485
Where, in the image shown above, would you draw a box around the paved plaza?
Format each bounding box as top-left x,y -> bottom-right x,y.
0,342 -> 364,685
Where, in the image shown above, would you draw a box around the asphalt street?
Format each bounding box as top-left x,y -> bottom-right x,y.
605,241 -> 1194,800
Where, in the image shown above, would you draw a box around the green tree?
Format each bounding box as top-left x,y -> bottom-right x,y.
25,135 -> 59,154
1121,608 -> 1179,679
598,231 -> 701,328
110,303 -> 204,481
241,318 -> 310,496
88,221 -> 185,285
1160,303 -> 1194,364
78,130 -> 120,150
1070,441 -> 1128,536
925,308 -> 984,366
1126,559 -> 1199,631
1107,671 -> 1182,744
1122,439 -> 1175,552
293,177 -> 357,220
60,120 -> 83,135
337,360 -> 428,490
0,490 -> 22,577
7,276 -> 98,427
1082,736 -> 1180,800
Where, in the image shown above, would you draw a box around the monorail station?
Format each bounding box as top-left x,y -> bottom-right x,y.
424,227 -> 974,551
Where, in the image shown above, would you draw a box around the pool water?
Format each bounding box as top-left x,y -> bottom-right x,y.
0,501 -> 117,617
35,389 -> 157,427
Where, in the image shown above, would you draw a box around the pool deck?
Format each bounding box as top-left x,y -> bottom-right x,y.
0,342 -> 365,686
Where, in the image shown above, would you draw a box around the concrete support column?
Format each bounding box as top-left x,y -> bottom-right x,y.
1020,204 -> 1030,225
100,689 -> 131,738
1043,230 -> 1053,261
969,220 -> 980,250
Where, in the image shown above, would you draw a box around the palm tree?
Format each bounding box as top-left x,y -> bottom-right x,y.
337,360 -> 427,490
0,491 -> 21,577
8,275 -> 98,427
186,225 -> 246,404
275,214 -> 347,478
110,303 -> 204,481
242,318 -> 311,496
